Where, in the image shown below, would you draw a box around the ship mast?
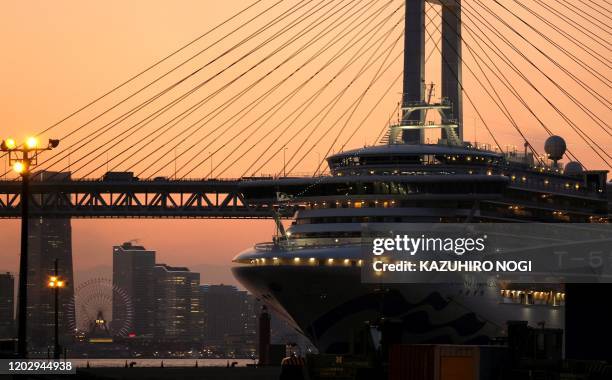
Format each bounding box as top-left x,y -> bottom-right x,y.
388,83 -> 462,146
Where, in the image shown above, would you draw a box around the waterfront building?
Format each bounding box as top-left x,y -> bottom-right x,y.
112,242 -> 155,337
0,272 -> 14,338
153,264 -> 202,341
199,284 -> 258,355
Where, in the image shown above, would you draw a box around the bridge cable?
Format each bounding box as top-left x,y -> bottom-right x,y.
38,0 -> 331,179
154,0 -> 393,179
373,101 -> 401,145
429,5 -> 543,161
554,0 -> 612,35
312,30 -> 405,175
452,3 -> 583,164
583,0 -> 612,18
175,1 -> 400,179
275,22 -> 406,175
32,0 -> 269,139
93,0 -> 361,177
511,0 -> 611,69
463,1 -> 609,165
484,0 -> 612,127
132,0 -> 386,178
531,0 -> 612,52
464,1 -> 611,166
218,11 -> 405,177
244,12 -> 423,176
252,26 -> 405,177
74,0 -> 336,178
179,2 -> 404,178
26,0 -> 318,179
285,41 -> 404,176
4,0 -> 285,179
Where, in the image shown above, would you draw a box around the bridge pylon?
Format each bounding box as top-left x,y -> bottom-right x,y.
402,0 -> 462,144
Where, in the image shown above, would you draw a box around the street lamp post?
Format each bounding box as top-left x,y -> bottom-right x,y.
48,259 -> 65,360
1,137 -> 59,358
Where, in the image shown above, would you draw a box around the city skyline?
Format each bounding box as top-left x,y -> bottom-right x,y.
0,236 -> 295,357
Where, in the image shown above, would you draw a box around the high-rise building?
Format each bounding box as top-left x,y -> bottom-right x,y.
112,242 -> 155,337
153,264 -> 202,341
0,272 -> 15,338
27,171 -> 74,348
200,284 -> 258,355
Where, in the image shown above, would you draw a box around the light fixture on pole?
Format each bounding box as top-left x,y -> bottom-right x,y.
48,259 -> 65,360
1,137 -> 60,358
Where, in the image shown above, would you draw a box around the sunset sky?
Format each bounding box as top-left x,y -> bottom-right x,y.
0,0 -> 609,283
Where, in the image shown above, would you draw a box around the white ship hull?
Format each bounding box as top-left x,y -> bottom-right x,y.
232,245 -> 564,353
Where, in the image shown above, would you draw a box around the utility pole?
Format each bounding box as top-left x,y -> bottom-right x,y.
19,163 -> 29,358
53,259 -> 60,359
47,259 -> 65,359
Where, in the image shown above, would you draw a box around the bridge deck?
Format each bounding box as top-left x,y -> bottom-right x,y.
0,178 -> 291,218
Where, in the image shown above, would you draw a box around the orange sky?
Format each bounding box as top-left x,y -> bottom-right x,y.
0,0 -> 610,280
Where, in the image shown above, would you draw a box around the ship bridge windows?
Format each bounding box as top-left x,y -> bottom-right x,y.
328,153 -> 500,170
244,179 -> 505,201
290,231 -> 362,239
294,214 -> 469,225
302,181 -> 504,198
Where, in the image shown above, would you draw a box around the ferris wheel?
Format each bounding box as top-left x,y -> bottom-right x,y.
67,277 -> 134,337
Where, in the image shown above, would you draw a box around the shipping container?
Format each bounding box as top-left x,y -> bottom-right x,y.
389,344 -> 508,380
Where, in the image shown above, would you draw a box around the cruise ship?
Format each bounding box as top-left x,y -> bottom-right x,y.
232,97 -> 610,353
232,0 -> 610,353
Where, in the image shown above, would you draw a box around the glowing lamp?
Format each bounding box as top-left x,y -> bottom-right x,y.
1,138 -> 17,151
25,137 -> 38,149
13,161 -> 26,174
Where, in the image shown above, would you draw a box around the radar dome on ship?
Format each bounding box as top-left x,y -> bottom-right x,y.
544,135 -> 566,161
564,161 -> 583,176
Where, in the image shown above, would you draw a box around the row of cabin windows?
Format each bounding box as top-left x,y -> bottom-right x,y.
246,181 -> 504,199
330,154 -> 500,167
503,189 -> 607,213
479,203 -> 595,223
305,200 -> 475,210
294,216 -> 467,224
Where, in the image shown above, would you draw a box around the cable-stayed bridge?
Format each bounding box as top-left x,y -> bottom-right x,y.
0,0 -> 610,218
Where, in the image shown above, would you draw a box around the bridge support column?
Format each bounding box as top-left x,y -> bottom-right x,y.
402,0 -> 425,144
441,0 -> 463,140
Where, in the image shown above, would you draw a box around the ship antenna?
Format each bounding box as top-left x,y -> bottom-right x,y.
426,82 -> 435,103
397,101 -> 400,124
